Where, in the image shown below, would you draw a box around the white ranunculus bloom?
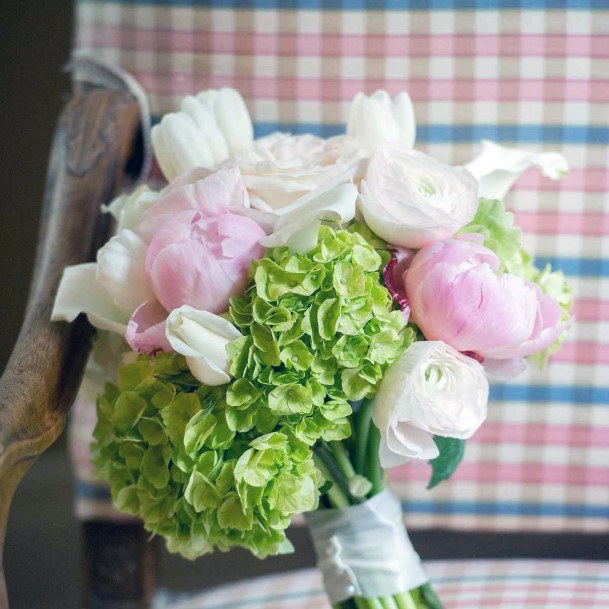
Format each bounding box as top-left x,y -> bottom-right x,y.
235,132 -> 362,210
103,186 -> 159,235
372,341 -> 489,467
52,229 -> 152,334
347,90 -> 416,155
165,306 -> 242,386
152,88 -> 253,181
464,140 -> 569,201
359,145 -> 478,248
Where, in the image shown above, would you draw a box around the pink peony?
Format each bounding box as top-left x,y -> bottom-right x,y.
404,236 -> 568,372
125,167 -> 266,353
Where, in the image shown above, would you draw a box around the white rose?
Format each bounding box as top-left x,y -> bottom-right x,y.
464,139 -> 569,201
359,145 -> 478,248
152,88 -> 253,181
372,341 -> 488,467
347,90 -> 416,155
235,132 -> 362,210
165,306 -> 242,386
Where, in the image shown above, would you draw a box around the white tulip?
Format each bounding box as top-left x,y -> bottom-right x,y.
165,306 -> 242,386
464,140 -> 569,201
196,88 -> 254,155
181,95 -> 230,162
152,112 -> 216,181
347,90 -> 416,155
359,145 -> 478,248
52,230 -> 152,335
372,341 -> 489,467
96,230 -> 153,314
152,88 -> 254,181
261,182 -> 358,254
103,186 -> 159,235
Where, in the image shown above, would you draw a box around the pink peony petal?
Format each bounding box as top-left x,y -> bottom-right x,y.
125,300 -> 170,354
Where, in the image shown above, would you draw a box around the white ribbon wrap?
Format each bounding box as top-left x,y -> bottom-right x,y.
305,490 -> 428,603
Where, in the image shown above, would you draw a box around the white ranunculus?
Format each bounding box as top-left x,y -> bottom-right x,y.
165,306 -> 242,386
464,140 -> 569,201
235,132 -> 362,210
152,88 -> 253,181
103,186 -> 159,235
372,341 -> 489,467
359,145 -> 478,248
51,229 -> 152,334
347,90 -> 416,155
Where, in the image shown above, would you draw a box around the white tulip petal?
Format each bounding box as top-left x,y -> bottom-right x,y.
151,124 -> 180,182
198,88 -> 254,155
103,186 -> 160,235
96,229 -> 153,314
181,96 -> 230,163
52,263 -> 129,335
346,89 -> 417,155
165,306 -> 242,386
152,113 -> 216,181
261,182 -> 357,253
392,92 -> 416,149
464,139 -> 569,201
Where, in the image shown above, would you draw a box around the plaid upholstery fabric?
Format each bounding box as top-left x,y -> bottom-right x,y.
156,560 -> 609,609
70,0 -> 609,532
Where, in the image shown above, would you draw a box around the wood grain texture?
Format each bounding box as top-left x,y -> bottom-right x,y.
0,82 -> 141,609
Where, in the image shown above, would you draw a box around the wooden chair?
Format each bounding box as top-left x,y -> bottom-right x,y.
0,77 -> 149,609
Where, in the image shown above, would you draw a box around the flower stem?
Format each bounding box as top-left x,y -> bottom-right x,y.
367,423 -> 384,495
380,596 -> 399,609
394,592 -> 418,609
354,398 -> 374,477
330,441 -> 357,479
313,453 -> 350,508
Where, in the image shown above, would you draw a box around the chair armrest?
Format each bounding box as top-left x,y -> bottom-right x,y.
0,81 -> 141,608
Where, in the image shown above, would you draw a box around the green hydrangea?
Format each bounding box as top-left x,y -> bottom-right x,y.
92,353 -> 322,559
460,198 -> 573,365
227,226 -> 412,446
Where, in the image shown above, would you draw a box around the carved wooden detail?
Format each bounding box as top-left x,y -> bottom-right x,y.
0,82 -> 142,609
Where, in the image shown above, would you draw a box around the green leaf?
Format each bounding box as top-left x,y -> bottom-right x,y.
427,436 -> 466,489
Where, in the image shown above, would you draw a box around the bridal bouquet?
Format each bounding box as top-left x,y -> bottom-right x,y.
53,88 -> 572,609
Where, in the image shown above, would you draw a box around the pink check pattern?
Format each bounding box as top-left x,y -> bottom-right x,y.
70,0 -> 609,534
